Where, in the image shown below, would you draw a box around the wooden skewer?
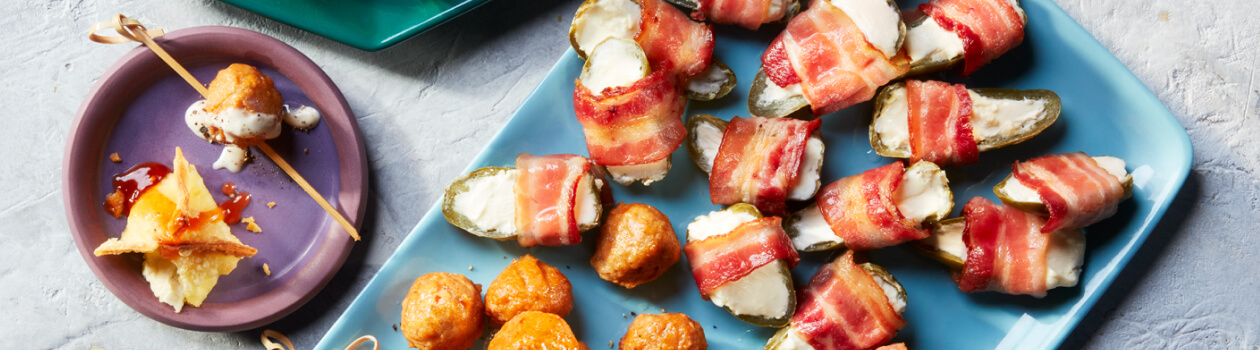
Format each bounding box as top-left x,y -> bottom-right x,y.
90,14 -> 361,241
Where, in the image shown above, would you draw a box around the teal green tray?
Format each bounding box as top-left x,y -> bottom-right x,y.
217,0 -> 491,51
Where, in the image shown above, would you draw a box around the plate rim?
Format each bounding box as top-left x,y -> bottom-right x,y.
64,26 -> 369,332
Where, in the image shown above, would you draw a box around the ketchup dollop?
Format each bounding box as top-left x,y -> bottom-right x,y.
104,162 -> 172,217
219,181 -> 251,225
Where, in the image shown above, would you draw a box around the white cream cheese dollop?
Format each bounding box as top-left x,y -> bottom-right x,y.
967,91 -> 1046,143
185,100 -> 322,173
829,0 -> 902,58
758,80 -> 806,108
686,63 -> 729,97
579,37 -> 650,94
905,16 -> 965,66
893,161 -> 952,224
452,169 -> 519,235
872,86 -> 910,152
573,0 -> 642,55
606,158 -> 670,186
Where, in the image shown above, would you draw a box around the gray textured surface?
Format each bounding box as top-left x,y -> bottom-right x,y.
1,0 -> 1256,349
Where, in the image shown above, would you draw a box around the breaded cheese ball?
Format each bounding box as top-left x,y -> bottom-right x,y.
400,272 -> 484,350
488,311 -> 588,350
485,254 -> 574,326
205,63 -> 283,116
590,203 -> 680,288
619,313 -> 707,350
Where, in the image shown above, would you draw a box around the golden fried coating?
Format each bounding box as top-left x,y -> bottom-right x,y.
485,254 -> 574,326
619,313 -> 706,350
205,63 -> 283,115
400,273 -> 484,350
488,311 -> 588,350
590,203 -> 680,288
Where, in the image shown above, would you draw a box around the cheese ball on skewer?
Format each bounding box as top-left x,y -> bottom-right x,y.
185,63 -> 321,172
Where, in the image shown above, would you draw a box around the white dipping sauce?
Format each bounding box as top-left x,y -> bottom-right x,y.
185,100 -> 322,173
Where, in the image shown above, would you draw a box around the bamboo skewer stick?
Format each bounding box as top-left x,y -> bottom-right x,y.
89,14 -> 361,241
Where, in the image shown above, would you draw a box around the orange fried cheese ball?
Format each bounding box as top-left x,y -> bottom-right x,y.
485,254 -> 574,326
205,63 -> 283,115
619,313 -> 707,350
488,311 -> 588,350
400,272 -> 484,350
590,203 -> 680,288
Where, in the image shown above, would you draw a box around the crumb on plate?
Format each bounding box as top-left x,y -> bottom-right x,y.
267,201 -> 276,208
109,153 -> 121,163
263,263 -> 271,276
242,217 -> 262,233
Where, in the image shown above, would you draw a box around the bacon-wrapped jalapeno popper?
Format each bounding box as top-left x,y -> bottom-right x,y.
869,80 -> 1060,166
994,152 -> 1132,232
749,0 -> 908,118
664,0 -> 800,31
573,38 -> 688,186
764,251 -> 907,350
570,0 -> 736,100
786,161 -> 953,252
684,204 -> 800,327
684,115 -> 824,216
441,153 -> 611,247
902,0 -> 1027,76
915,197 -> 1086,297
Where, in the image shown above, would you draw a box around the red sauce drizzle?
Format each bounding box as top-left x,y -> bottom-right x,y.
105,162 -> 172,217
218,182 -> 251,224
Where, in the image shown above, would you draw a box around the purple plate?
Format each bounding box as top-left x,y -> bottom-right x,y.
64,26 -> 367,332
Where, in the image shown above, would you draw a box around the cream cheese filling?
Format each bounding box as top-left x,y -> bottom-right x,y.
573,0 -> 642,56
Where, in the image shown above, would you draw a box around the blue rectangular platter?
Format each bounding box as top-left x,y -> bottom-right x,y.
315,0 -> 1192,348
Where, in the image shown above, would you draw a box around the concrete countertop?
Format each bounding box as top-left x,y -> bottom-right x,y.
1,0 -> 1256,348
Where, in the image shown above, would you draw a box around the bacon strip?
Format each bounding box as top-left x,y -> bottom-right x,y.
957,197 -> 1050,296
514,154 -> 591,247
816,162 -> 928,250
683,217 -> 799,298
637,0 -> 715,81
709,117 -> 821,216
791,251 -> 905,350
697,0 -> 773,30
907,80 -> 978,166
762,39 -> 801,87
920,0 -> 1025,76
574,71 -> 687,166
764,1 -> 908,116
1011,152 -> 1125,232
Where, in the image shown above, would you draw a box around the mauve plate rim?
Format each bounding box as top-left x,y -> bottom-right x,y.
63,26 -> 368,332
